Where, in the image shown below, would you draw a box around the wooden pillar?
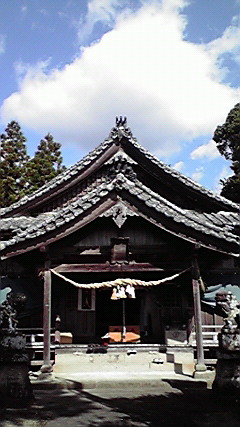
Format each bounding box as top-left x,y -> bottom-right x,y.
40,260 -> 53,375
122,299 -> 126,342
192,250 -> 206,372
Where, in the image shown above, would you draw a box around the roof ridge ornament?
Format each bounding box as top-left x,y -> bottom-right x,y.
110,116 -> 132,141
116,116 -> 127,127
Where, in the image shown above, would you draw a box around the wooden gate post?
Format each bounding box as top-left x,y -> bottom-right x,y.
192,251 -> 207,373
40,260 -> 53,376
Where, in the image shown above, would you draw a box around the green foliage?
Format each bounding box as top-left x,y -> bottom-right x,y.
220,174 -> 240,203
213,103 -> 240,203
0,123 -> 66,207
0,121 -> 29,207
25,133 -> 66,193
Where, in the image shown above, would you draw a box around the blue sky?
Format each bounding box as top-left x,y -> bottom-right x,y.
0,0 -> 240,192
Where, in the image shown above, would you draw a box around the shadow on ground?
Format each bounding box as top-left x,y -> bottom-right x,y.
1,379 -> 240,426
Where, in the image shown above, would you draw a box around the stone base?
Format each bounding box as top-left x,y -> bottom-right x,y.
0,333 -> 33,407
166,346 -> 194,376
194,362 -> 207,372
38,372 -> 54,381
213,351 -> 240,394
165,329 -> 188,346
193,370 -> 214,381
0,362 -> 34,407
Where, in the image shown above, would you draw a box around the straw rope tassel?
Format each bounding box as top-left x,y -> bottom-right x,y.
50,267 -> 190,289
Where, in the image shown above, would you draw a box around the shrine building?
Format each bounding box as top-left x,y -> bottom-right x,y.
0,118 -> 239,348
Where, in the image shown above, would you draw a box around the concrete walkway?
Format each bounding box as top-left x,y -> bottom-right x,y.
0,350 -> 220,427
52,349 -> 198,389
1,358 -> 238,427
1,378 -> 221,427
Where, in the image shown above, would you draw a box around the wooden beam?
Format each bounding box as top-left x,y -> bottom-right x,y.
53,263 -> 165,273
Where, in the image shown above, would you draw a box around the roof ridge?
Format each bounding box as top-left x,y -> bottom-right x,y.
1,119 -> 239,217
131,180 -> 238,240
127,136 -> 239,210
0,119 -> 134,216
0,133 -> 114,216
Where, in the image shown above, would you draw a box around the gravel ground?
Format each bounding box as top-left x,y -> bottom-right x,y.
1,351 -> 238,426
1,379 -> 240,427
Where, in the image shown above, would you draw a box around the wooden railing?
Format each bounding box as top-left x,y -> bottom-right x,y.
18,328 -> 56,368
191,325 -> 222,347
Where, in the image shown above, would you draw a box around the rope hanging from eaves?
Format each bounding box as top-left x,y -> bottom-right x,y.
50,267 -> 191,289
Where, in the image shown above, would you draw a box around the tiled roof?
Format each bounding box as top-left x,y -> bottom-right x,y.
126,133 -> 239,211
0,134 -> 114,216
1,172 -> 239,256
0,122 -> 238,217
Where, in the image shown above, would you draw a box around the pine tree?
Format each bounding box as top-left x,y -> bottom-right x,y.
26,133 -> 66,192
0,121 -> 29,207
213,103 -> 240,203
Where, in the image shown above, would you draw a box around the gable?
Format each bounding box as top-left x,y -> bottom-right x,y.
0,118 -> 239,260
1,187 -> 239,260
1,118 -> 238,218
44,215 -> 194,270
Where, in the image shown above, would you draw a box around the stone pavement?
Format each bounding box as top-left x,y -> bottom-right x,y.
2,350 -> 240,427
52,350 -> 197,389
1,376 -> 240,426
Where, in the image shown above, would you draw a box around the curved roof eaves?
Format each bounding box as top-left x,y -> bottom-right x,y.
128,135 -> 239,211
0,135 -> 114,216
1,174 -> 239,254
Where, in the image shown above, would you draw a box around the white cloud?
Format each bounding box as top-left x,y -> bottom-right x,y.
21,5 -> 27,14
14,59 -> 51,78
1,0 -> 240,158
78,0 -> 126,43
213,165 -> 232,193
173,161 -> 184,171
39,9 -> 49,16
190,140 -> 220,161
79,0 -> 188,44
219,165 -> 232,180
207,18 -> 240,60
13,59 -> 52,87
206,15 -> 240,80
0,34 -> 6,55
191,167 -> 204,183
